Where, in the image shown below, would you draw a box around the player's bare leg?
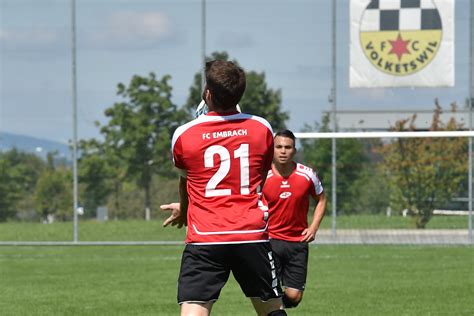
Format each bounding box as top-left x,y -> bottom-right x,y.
250,297 -> 286,316
282,288 -> 303,308
180,302 -> 213,316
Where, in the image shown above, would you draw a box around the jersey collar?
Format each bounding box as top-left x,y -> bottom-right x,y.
272,161 -> 296,179
206,110 -> 241,116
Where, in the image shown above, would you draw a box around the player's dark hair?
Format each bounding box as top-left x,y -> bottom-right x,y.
275,130 -> 296,144
205,60 -> 246,110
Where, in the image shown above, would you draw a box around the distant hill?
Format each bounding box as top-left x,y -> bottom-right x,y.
0,131 -> 71,160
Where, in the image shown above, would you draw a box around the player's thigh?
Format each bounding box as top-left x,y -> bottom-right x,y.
180,302 -> 213,316
178,244 -> 230,303
269,239 -> 288,277
230,242 -> 282,300
281,242 -> 309,291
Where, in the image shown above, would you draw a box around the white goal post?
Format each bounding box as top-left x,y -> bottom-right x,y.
294,131 -> 474,139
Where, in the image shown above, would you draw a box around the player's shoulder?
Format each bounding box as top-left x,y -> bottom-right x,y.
228,112 -> 273,135
243,113 -> 272,130
171,116 -> 206,146
296,162 -> 314,173
266,168 -> 275,179
294,162 -> 317,181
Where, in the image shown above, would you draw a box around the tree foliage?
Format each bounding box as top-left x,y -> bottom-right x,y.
0,149 -> 46,221
78,139 -> 114,216
300,113 -> 373,214
34,153 -> 72,221
0,156 -> 21,221
380,101 -> 467,228
99,72 -> 186,218
105,175 -> 180,220
183,51 -> 289,130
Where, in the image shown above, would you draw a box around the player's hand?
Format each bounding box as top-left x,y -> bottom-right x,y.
300,227 -> 318,243
160,203 -> 186,228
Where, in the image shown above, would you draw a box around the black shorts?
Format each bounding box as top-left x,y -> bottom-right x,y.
177,242 -> 282,304
270,239 -> 309,291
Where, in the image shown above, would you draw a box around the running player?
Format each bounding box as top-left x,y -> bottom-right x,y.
263,129 -> 326,309
162,60 -> 286,316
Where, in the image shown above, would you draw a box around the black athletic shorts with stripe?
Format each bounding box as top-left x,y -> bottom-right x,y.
270,238 -> 309,291
177,242 -> 283,304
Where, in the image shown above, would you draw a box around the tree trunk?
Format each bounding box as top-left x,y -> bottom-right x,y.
145,184 -> 151,221
415,211 -> 432,229
114,182 -> 120,218
415,219 -> 426,229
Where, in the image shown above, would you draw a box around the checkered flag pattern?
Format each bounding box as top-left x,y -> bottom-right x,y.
360,0 -> 442,32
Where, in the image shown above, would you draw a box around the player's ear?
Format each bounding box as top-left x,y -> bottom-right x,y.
291,146 -> 297,158
202,86 -> 211,102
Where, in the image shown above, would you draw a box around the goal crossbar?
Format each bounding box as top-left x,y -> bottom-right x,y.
294,131 -> 474,139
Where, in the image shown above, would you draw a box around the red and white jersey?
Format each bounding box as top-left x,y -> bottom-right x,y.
172,111 -> 274,245
263,162 -> 324,242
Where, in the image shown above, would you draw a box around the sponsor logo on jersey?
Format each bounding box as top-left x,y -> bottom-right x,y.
280,180 -> 290,188
359,0 -> 442,76
279,192 -> 292,199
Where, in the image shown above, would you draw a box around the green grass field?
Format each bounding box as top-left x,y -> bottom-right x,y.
0,214 -> 470,242
1,244 -> 473,315
1,219 -> 472,314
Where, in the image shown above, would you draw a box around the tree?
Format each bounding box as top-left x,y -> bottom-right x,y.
78,139 -> 114,217
183,51 -> 289,130
0,156 -> 21,221
34,153 -> 72,221
103,144 -> 127,220
101,175 -> 180,220
300,113 -> 371,214
0,149 -> 46,221
380,101 -> 467,228
100,72 -> 186,220
350,156 -> 391,214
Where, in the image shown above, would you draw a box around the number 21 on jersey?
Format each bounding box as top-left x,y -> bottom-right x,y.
204,144 -> 249,197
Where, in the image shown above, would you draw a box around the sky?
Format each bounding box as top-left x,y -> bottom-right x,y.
0,0 -> 471,144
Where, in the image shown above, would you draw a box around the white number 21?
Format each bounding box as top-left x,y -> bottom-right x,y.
204,144 -> 249,197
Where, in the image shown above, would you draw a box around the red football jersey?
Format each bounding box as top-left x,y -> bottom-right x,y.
172,111 -> 274,244
263,162 -> 324,242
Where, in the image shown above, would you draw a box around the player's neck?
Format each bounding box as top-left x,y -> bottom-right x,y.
212,108 -> 237,114
207,100 -> 237,113
273,161 -> 295,178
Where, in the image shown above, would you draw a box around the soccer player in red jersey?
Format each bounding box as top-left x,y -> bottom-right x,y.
263,129 -> 326,309
162,60 -> 286,316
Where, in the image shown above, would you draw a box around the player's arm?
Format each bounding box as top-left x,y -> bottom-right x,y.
164,132 -> 189,228
161,175 -> 188,228
260,131 -> 274,189
301,191 -> 326,243
178,176 -> 189,224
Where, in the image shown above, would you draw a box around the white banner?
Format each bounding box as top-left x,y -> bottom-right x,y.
350,0 -> 454,88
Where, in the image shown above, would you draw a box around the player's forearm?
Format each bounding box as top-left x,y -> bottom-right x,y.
310,208 -> 325,231
179,177 -> 189,218
310,193 -> 327,231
